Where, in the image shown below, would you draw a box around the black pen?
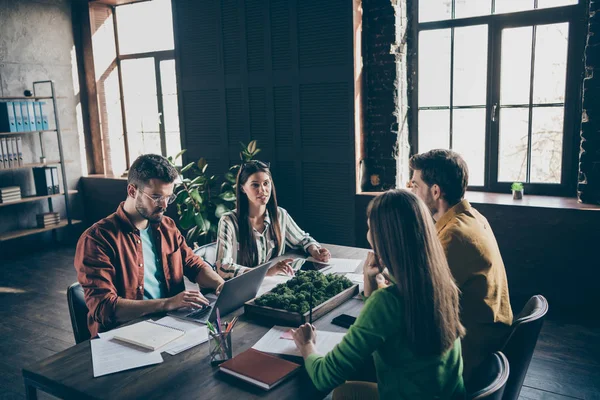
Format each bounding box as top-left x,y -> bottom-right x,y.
309,280 -> 313,325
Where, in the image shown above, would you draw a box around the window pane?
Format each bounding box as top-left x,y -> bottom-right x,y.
418,110 -> 450,153
116,0 -> 174,55
453,25 -> 488,107
533,23 -> 569,104
537,0 -> 578,9
455,0 -> 492,19
501,27 -> 533,105
419,0 -> 452,22
453,109 -> 486,186
121,58 -> 161,160
498,108 -> 529,182
531,107 -> 564,183
495,0 -> 534,14
160,60 -> 181,159
419,29 -> 451,107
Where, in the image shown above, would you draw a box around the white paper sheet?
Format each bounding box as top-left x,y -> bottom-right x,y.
152,316 -> 209,355
344,273 -> 364,293
320,258 -> 362,275
91,337 -> 163,378
252,325 -> 346,357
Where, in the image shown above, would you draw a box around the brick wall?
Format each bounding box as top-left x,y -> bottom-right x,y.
361,0 -> 397,191
578,0 -> 600,205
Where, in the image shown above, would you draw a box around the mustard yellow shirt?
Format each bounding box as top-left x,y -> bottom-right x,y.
436,200 -> 513,380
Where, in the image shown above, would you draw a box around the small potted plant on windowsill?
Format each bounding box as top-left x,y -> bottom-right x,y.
511,182 -> 524,200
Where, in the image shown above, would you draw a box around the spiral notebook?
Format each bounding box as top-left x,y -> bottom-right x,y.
112,320 -> 185,351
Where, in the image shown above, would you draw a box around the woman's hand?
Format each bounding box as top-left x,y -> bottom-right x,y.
292,323 -> 317,358
363,251 -> 382,278
267,258 -> 295,276
308,245 -> 331,263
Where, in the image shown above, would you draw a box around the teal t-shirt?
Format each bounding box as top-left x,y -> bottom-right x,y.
141,227 -> 167,299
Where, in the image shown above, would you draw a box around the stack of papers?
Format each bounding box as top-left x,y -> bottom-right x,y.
252,325 -> 346,357
93,317 -> 208,377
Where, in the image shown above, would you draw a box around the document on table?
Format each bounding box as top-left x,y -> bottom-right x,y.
252,325 -> 346,357
152,316 -> 209,355
344,273 -> 364,293
91,336 -> 163,378
99,317 -> 209,356
312,258 -> 362,274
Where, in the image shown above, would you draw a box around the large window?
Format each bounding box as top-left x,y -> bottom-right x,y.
411,0 -> 585,195
115,0 -> 181,168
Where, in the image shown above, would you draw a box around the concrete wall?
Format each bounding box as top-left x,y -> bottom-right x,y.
0,0 -> 83,249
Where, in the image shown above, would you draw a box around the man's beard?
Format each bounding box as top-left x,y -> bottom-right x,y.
135,198 -> 166,223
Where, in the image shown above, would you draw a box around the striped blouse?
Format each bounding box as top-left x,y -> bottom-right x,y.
215,207 -> 320,280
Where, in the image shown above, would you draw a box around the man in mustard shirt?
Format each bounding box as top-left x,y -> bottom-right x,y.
409,149 -> 513,382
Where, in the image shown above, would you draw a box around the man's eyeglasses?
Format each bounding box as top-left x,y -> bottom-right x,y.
139,190 -> 177,205
242,160 -> 270,169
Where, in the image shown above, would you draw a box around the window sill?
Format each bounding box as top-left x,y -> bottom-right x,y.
356,191 -> 600,211
83,174 -> 127,181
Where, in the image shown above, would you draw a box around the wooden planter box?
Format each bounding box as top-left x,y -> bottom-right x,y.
244,284 -> 359,326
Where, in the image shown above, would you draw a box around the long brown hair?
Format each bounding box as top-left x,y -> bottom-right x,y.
235,161 -> 283,267
367,189 -> 465,356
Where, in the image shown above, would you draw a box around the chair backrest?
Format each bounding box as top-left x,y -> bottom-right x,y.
501,295 -> 549,400
67,282 -> 91,344
194,242 -> 217,269
468,351 -> 510,400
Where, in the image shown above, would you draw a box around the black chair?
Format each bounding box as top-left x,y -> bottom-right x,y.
467,351 -> 510,400
501,295 -> 549,400
67,282 -> 91,344
194,242 -> 217,269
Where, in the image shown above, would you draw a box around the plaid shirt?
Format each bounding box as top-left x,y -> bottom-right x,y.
216,207 -> 319,279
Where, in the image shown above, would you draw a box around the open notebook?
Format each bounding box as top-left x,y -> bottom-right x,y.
112,320 -> 185,351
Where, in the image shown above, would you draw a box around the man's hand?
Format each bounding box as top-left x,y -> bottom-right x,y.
308,245 -> 331,263
163,290 -> 209,312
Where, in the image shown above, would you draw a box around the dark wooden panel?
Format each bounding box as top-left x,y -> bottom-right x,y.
272,161 -> 300,219
297,0 -> 352,69
245,0 -> 266,72
226,88 -> 244,145
176,0 -> 219,80
248,87 -> 269,147
274,86 -> 293,148
270,0 -> 292,71
183,90 -> 222,147
221,0 -> 241,75
303,162 -> 354,245
300,82 -> 351,148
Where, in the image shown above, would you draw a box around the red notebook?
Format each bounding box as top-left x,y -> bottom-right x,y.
219,348 -> 301,390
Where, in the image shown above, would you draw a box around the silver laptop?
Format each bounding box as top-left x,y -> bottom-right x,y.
168,261 -> 272,324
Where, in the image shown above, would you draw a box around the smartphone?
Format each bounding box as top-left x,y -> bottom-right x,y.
331,314 -> 356,329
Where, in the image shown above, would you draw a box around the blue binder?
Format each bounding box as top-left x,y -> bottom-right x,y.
39,102 -> 49,130
13,102 -> 24,132
20,102 -> 30,132
0,102 -> 17,132
33,101 -> 43,130
26,102 -> 36,131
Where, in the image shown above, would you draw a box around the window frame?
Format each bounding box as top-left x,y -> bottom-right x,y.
407,1 -> 588,196
113,6 -> 177,169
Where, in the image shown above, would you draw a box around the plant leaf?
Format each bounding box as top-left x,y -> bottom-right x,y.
219,191 -> 236,202
174,149 -> 187,160
179,208 -> 195,230
248,140 -> 257,153
215,203 -> 230,218
190,190 -> 203,205
181,162 -> 195,173
225,172 -> 236,184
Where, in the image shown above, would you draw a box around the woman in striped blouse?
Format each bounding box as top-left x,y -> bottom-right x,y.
216,160 -> 331,279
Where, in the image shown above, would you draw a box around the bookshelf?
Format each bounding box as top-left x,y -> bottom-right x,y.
0,80 -> 79,241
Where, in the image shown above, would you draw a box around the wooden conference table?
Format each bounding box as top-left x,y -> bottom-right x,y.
22,244 -> 370,400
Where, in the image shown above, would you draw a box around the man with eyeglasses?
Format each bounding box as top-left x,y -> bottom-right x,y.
74,154 -> 225,337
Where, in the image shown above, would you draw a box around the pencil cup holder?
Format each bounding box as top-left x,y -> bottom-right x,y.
209,331 -> 232,366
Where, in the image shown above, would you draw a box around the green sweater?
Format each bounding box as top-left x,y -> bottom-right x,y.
304,286 -> 466,399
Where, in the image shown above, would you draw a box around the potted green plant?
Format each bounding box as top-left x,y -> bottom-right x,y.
511,182 -> 524,200
168,141 -> 261,246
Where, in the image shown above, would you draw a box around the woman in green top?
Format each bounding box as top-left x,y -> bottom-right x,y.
292,189 -> 466,399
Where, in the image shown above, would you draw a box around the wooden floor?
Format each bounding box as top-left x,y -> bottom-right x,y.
0,246 -> 599,400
